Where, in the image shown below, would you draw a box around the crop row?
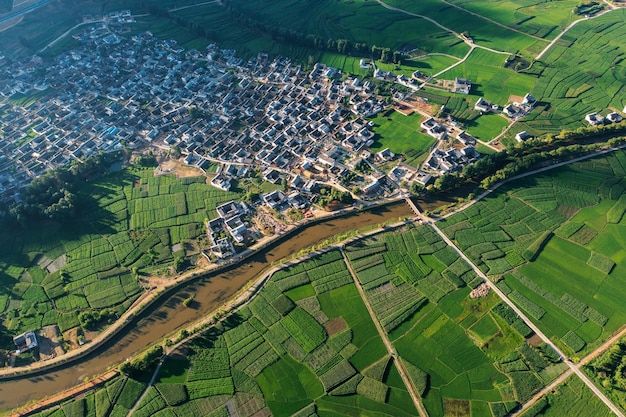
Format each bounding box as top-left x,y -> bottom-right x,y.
512,271 -> 607,325
311,270 -> 353,293
282,308 -> 327,353
186,378 -> 235,400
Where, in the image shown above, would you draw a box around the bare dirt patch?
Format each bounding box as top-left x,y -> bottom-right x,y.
323,317 -> 347,336
509,94 -> 524,103
527,334 -> 543,346
38,325 -> 64,360
46,254 -> 67,273
158,159 -> 206,178
63,327 -> 81,351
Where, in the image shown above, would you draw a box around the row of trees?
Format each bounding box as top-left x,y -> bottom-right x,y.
591,341 -> 626,390
119,345 -> 164,377
429,123 -> 626,193
139,0 -> 403,64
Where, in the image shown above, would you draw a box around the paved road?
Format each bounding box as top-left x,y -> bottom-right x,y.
0,0 -> 52,25
341,248 -> 429,417
39,19 -> 104,52
426,220 -> 625,417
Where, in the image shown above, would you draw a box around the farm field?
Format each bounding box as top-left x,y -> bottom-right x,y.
519,375 -> 613,417
521,10 -> 626,134
441,151 -> 626,356
381,0 -> 545,56
437,48 -> 536,105
27,249 -> 419,417
0,166 -> 241,343
224,0 -> 471,59
369,110 -> 437,167
28,224 -> 565,417
448,0 -> 581,40
345,226 -> 565,416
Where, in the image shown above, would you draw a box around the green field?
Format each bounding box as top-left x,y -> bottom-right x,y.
586,336 -> 626,413
520,10 -> 626,134
441,151 -> 626,356
449,0 -> 581,40
369,110 -> 437,166
519,376 -> 613,417
344,226 -> 564,415
383,0 -> 545,56
439,48 -> 537,105
0,166 -> 242,341
28,224 -> 564,417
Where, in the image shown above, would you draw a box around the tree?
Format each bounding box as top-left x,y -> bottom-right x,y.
174,256 -> 185,272
170,145 -> 182,158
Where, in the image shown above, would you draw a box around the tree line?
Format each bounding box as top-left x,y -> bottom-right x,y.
428,121 -> 626,194
139,0 -> 403,64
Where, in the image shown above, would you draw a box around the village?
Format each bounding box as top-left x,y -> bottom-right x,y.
0,12 -> 546,270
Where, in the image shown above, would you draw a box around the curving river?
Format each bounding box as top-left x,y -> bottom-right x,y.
0,202 -> 414,411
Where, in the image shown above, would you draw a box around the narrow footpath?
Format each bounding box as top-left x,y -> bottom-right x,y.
340,248 -> 429,417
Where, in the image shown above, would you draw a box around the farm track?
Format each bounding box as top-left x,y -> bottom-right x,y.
340,248 -> 429,417
514,324 -> 626,415
439,0 -> 547,42
168,0 -> 220,12
375,0 -> 512,57
427,220 -> 626,417
535,5 -> 624,61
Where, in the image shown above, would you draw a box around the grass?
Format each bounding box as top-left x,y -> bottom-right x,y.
442,151 -> 626,356
464,113 -> 511,141
449,0 -> 580,40
383,0 -> 543,56
438,48 -> 537,105
369,110 -> 437,167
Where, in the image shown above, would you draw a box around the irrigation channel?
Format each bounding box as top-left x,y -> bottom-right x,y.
0,201 -> 414,411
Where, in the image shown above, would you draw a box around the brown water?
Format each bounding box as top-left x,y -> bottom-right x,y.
0,202 -> 413,411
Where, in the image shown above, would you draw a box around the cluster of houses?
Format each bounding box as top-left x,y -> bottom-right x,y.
206,200 -> 250,258
0,26 -> 403,203
585,110 -> 624,126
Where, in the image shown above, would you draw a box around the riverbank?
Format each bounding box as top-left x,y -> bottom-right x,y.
9,207 -> 418,417
0,197 -> 404,381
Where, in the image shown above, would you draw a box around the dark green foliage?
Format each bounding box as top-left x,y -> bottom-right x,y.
117,378 -> 146,409
155,383 -> 188,406
522,231 -> 553,262
363,357 -> 390,382
519,343 -> 548,372
561,331 -> 585,352
119,345 -> 163,377
520,396 -> 548,417
329,374 -> 363,396
319,360 -> 357,391
402,359 -> 428,396
490,402 -> 508,417
511,371 -> 543,402
271,294 -> 296,316
356,376 -> 388,403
